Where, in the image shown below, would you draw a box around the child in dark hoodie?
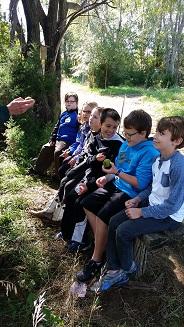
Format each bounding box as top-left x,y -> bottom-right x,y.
58,108 -> 124,243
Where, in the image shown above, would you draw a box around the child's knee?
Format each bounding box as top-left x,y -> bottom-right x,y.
116,222 -> 131,241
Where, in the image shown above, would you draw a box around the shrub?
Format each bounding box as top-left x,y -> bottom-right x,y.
5,116 -> 53,167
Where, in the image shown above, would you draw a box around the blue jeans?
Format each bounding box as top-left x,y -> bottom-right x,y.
107,210 -> 181,271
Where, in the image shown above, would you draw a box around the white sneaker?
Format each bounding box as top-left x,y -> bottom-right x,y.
52,203 -> 64,221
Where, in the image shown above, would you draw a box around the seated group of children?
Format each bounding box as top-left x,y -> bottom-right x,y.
31,100 -> 184,292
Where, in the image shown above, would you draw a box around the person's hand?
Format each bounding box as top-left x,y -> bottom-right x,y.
102,162 -> 118,175
77,183 -> 88,195
7,97 -> 35,115
125,208 -> 142,219
96,176 -> 107,188
125,197 -> 141,209
96,153 -> 106,162
69,157 -> 76,167
61,149 -> 70,158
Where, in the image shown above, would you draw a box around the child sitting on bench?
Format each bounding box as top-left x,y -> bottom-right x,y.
98,116 -> 184,292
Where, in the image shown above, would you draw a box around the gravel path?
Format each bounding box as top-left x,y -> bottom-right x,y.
60,78 -> 162,132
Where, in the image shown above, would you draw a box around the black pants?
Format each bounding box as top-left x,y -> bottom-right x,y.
58,160 -> 89,202
60,187 -> 91,241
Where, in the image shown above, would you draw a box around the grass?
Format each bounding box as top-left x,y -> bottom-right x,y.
69,77 -> 184,117
98,86 -> 184,117
1,147 -> 184,326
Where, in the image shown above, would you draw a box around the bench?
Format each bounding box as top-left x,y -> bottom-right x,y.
134,221 -> 184,278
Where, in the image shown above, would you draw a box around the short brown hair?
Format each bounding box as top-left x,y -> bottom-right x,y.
101,108 -> 120,124
65,92 -> 78,102
157,116 -> 184,149
124,110 -> 152,138
83,102 -> 98,110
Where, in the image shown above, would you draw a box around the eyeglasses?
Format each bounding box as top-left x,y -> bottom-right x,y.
82,110 -> 92,114
65,100 -> 76,103
123,131 -> 139,138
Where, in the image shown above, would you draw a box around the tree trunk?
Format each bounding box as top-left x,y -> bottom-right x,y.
9,0 -> 109,122
21,0 -> 40,47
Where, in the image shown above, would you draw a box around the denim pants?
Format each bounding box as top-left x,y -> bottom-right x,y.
107,210 -> 181,271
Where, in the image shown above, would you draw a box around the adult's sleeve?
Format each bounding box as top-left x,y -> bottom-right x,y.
0,105 -> 9,124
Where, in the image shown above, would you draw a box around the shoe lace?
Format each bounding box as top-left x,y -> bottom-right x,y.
84,260 -> 97,273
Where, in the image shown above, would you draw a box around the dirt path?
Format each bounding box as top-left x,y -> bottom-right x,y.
60,78 -> 161,132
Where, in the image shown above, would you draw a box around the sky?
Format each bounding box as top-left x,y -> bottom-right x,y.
0,0 -> 45,43
0,0 -> 24,21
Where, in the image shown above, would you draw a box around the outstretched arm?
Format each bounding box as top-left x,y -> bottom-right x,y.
0,97 -> 35,124
7,97 -> 35,115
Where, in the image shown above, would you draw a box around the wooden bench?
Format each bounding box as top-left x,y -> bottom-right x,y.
134,221 -> 184,278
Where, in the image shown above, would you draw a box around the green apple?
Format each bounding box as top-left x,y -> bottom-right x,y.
103,159 -> 112,168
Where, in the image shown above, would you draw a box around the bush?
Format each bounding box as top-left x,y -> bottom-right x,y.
5,116 -> 53,167
0,45 -> 58,166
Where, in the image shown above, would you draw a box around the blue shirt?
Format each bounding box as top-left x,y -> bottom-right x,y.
114,139 -> 159,198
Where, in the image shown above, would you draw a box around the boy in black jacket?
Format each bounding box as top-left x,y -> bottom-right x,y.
58,108 -> 124,243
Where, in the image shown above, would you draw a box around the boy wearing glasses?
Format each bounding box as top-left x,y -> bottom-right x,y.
58,102 -> 98,179
76,109 -> 159,283
98,116 -> 184,292
31,92 -> 79,176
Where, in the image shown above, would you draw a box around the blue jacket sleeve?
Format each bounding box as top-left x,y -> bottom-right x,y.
68,130 -> 81,155
0,105 -> 9,124
138,184 -> 152,201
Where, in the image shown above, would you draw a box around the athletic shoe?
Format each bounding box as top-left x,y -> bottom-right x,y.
98,270 -> 129,292
125,261 -> 137,275
54,232 -> 64,240
76,260 -> 103,282
67,241 -> 92,253
30,209 -> 53,220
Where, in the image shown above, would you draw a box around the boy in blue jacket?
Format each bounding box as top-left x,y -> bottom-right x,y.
32,92 -> 79,176
97,116 -> 184,292
58,101 -> 97,180
77,110 -> 159,282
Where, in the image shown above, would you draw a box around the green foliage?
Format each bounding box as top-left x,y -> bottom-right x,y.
0,42 -> 57,167
0,22 -> 18,103
43,307 -> 64,326
10,46 -> 56,100
0,154 -> 50,326
62,0 -> 184,88
4,116 -> 53,167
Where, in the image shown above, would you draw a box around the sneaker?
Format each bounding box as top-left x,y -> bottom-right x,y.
67,241 -> 92,253
54,232 -> 63,240
125,261 -> 137,275
30,209 -> 53,220
76,260 -> 103,282
98,270 -> 129,292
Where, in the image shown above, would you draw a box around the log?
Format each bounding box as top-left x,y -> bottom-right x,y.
133,221 -> 184,277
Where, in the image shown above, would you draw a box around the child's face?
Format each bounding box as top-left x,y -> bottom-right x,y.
153,129 -> 179,154
89,108 -> 101,132
65,96 -> 78,111
123,128 -> 146,146
81,104 -> 92,123
101,117 -> 119,139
